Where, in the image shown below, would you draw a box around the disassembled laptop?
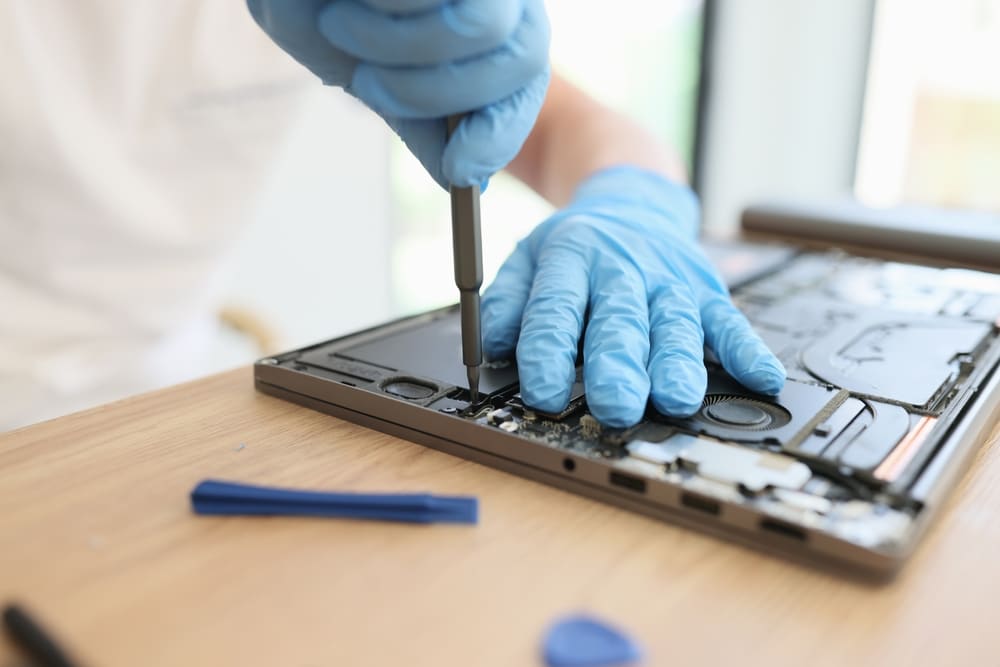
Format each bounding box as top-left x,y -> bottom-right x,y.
257,228 -> 1000,575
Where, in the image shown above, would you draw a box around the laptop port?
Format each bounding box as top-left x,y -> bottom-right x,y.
609,471 -> 647,494
680,492 -> 721,516
760,519 -> 807,542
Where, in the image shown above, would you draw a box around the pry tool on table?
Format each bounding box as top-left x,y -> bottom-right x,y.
191,479 -> 478,524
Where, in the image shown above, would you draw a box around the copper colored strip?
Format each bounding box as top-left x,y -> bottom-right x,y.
874,416 -> 938,482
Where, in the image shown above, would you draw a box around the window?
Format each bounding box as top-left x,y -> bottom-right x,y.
855,0 -> 1000,212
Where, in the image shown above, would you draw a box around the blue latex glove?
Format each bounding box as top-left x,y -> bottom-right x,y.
246,0 -> 551,188
482,167 -> 787,428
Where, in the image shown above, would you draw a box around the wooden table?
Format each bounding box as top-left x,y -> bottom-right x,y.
2,368 -> 999,666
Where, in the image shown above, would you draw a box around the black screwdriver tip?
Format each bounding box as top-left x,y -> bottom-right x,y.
467,366 -> 481,404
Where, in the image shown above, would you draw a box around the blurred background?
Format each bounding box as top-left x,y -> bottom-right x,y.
3,0 -> 999,429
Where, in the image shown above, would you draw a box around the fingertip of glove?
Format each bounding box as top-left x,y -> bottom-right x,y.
651,391 -> 703,419
442,151 -> 494,189
654,399 -> 703,419
521,385 -> 571,416
650,373 -> 706,417
589,405 -> 645,430
741,364 -> 787,396
586,384 -> 648,429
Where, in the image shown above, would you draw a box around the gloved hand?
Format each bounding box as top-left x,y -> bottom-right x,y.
246,0 -> 550,189
481,166 -> 787,428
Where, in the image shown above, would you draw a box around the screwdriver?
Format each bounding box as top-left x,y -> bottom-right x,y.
446,114 -> 483,404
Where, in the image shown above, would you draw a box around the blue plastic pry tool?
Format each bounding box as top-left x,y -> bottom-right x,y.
542,614 -> 643,667
190,479 -> 478,525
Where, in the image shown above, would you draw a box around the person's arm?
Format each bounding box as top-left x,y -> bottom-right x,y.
507,74 -> 687,206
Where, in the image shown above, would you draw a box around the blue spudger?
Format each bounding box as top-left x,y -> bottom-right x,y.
191,479 -> 478,524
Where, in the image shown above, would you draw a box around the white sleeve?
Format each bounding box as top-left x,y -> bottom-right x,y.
0,0 -> 311,428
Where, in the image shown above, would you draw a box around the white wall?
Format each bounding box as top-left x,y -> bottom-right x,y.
221,88 -> 394,358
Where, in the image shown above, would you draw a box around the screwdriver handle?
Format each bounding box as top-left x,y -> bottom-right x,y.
446,115 -> 484,294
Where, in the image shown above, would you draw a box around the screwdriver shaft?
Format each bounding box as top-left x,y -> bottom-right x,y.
446,114 -> 483,403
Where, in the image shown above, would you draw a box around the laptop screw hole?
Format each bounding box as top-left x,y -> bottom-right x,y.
563,457 -> 576,472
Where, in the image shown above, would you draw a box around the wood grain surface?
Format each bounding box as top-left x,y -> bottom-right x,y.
2,368 -> 999,667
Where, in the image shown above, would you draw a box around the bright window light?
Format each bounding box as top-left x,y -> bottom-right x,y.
855,0 -> 1000,212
